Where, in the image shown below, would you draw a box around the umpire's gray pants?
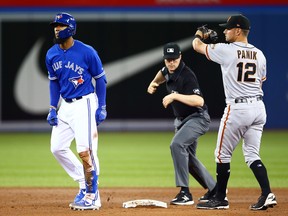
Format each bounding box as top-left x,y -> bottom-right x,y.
170,110 -> 216,190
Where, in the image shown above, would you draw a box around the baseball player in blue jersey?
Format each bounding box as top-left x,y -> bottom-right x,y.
192,14 -> 277,210
46,12 -> 107,211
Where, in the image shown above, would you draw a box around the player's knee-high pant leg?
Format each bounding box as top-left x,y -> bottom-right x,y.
50,122 -> 84,183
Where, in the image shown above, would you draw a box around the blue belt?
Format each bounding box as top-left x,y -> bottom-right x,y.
64,96 -> 83,103
235,95 -> 262,103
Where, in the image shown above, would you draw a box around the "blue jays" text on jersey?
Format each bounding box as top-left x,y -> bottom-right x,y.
46,40 -> 105,99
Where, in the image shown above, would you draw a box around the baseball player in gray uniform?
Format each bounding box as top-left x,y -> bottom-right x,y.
192,14 -> 277,210
147,42 -> 216,206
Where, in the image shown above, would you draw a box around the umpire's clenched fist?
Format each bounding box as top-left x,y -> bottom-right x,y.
147,82 -> 159,94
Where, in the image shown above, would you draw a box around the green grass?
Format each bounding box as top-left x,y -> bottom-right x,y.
0,130 -> 287,188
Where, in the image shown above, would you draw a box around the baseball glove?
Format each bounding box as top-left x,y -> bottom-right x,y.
208,30 -> 218,42
197,24 -> 209,36
197,24 -> 218,43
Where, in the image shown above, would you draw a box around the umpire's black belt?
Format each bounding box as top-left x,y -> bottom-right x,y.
235,95 -> 262,103
64,96 -> 83,103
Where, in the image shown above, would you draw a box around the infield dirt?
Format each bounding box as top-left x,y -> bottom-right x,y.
0,187 -> 286,216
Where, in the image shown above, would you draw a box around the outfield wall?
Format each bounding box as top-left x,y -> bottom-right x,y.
0,5 -> 287,131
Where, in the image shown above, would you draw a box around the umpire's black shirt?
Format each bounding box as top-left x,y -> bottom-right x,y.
161,61 -> 207,119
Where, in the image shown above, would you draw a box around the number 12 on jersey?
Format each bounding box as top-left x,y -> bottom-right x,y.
237,62 -> 256,82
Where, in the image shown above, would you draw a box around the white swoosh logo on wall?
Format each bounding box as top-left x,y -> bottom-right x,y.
14,37 -> 192,114
14,38 -> 48,114
104,37 -> 192,86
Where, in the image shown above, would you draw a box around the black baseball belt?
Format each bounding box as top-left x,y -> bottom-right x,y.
64,96 -> 83,103
63,93 -> 94,103
235,95 -> 263,103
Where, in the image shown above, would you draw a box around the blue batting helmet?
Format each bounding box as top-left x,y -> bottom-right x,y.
50,12 -> 76,39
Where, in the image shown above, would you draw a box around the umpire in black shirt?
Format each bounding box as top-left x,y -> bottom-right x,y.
147,42 -> 216,205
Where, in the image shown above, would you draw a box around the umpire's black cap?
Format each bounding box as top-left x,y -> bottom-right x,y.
163,43 -> 181,59
219,14 -> 250,30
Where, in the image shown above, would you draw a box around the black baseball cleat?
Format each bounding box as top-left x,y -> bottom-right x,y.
250,193 -> 277,210
170,191 -> 194,205
198,188 -> 216,203
199,188 -> 228,203
196,198 -> 229,209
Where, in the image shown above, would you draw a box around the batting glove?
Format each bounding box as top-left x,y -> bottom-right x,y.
96,105 -> 107,126
47,107 -> 58,126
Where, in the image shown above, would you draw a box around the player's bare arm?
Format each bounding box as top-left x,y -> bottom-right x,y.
147,70 -> 166,94
162,93 -> 204,108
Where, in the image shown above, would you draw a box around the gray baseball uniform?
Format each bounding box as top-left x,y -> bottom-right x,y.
194,14 -> 276,211
206,42 -> 266,166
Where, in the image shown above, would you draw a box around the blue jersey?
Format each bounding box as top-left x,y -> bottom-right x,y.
45,40 -> 105,99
